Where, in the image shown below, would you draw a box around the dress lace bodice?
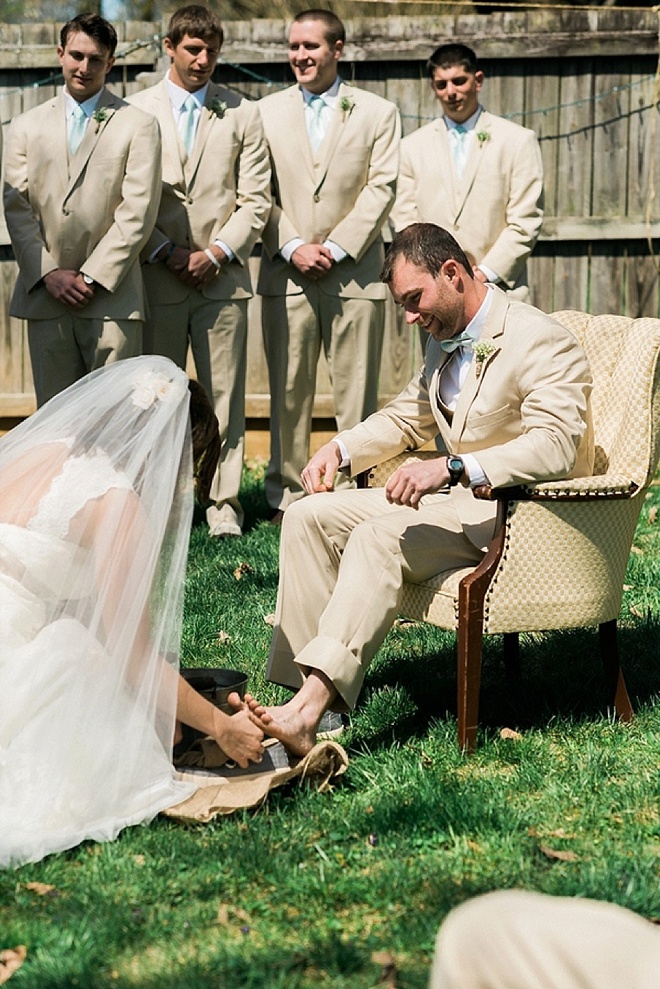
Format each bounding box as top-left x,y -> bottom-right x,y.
27,449 -> 133,539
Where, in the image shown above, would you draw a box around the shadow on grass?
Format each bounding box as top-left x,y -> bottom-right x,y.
349,618 -> 660,750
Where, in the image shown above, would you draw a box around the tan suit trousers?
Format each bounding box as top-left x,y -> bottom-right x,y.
144,294 -> 247,521
28,315 -> 142,407
262,288 -> 385,512
267,487 -> 485,707
429,890 -> 660,989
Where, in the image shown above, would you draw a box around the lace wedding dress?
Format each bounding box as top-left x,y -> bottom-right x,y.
0,358 -> 198,868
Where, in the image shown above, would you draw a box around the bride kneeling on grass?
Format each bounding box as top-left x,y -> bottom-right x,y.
0,356 -> 264,869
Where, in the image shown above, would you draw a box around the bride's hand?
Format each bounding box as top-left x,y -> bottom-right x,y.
213,703 -> 264,769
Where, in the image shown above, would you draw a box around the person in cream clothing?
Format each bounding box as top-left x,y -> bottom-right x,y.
245,224 -> 593,756
391,43 -> 543,303
257,9 -> 401,519
3,13 -> 161,406
429,889 -> 660,989
129,5 -> 271,538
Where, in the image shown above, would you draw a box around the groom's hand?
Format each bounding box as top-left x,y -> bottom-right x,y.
301,441 -> 342,494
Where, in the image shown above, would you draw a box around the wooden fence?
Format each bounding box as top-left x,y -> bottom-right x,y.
1,8 -> 659,440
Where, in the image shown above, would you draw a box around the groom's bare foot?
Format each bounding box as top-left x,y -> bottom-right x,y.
244,693 -> 319,757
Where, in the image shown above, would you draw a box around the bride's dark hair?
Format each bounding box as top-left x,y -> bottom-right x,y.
188,380 -> 220,505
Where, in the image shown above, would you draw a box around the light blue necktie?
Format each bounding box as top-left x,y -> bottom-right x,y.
307,94 -> 326,152
440,330 -> 476,353
451,124 -> 469,177
69,102 -> 87,155
181,94 -> 197,155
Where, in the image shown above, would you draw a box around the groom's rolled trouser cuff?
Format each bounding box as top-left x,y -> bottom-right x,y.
294,636 -> 364,710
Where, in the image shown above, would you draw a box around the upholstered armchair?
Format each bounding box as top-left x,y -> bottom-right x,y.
361,312 -> 660,752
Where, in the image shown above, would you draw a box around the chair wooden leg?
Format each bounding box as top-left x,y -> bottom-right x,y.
456,612 -> 483,754
503,632 -> 521,686
599,619 -> 634,722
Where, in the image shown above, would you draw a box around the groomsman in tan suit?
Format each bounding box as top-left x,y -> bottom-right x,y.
392,43 -> 543,303
3,13 -> 161,406
257,9 -> 401,519
130,6 -> 271,538
246,224 -> 593,755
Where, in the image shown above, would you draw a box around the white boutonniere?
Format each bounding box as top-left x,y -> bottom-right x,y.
476,129 -> 491,145
92,107 -> 113,132
340,96 -> 355,120
472,340 -> 497,377
210,98 -> 228,120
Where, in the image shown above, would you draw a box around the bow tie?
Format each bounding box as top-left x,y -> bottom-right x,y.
439,330 -> 477,353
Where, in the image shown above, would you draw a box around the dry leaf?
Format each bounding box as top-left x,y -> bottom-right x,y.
217,630 -> 231,645
629,605 -> 645,619
0,946 -> 26,985
233,562 -> 254,580
263,613 -> 276,626
24,882 -> 56,896
630,546 -> 643,555
372,950 -> 397,986
649,506 -> 658,524
623,585 -> 634,591
539,844 -> 579,862
133,854 -> 146,867
215,904 -> 252,928
499,727 -> 522,741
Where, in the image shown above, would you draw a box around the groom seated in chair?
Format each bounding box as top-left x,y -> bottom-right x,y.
247,223 -> 594,753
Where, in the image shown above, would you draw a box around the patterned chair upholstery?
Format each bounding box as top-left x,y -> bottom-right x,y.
361,312 -> 660,751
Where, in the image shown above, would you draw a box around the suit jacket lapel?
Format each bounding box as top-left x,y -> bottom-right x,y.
432,120 -> 461,215
153,79 -> 187,178
454,110 -> 492,225
450,287 -> 509,444
184,85 -> 220,183
66,88 -> 118,194
53,95 -> 70,194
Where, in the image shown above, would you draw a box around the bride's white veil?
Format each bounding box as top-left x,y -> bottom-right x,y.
0,356 -> 199,867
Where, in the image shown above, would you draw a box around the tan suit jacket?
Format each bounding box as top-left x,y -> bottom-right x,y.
3,88 -> 161,321
128,80 -> 271,302
337,288 -> 594,550
391,111 -> 543,297
257,81 -> 401,299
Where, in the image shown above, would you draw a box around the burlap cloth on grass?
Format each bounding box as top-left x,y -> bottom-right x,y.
163,736 -> 349,823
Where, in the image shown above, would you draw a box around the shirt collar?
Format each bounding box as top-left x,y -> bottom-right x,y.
444,106 -> 482,133
166,73 -> 209,111
463,283 -> 494,344
63,87 -> 103,117
301,75 -> 341,108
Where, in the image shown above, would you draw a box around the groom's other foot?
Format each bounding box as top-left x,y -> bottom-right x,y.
207,502 -> 243,538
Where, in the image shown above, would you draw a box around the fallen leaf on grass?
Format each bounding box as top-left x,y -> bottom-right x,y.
630,546 -> 643,555
499,727 -> 522,741
216,903 -> 252,928
629,605 -> 645,619
539,844 -> 579,862
371,950 -> 397,986
649,506 -> 658,524
263,613 -> 276,626
623,584 -> 634,591
217,630 -> 231,645
233,562 -> 254,580
24,882 -> 56,896
133,854 -> 146,867
0,946 -> 26,984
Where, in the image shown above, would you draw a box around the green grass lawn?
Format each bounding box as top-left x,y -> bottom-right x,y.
2,463 -> 660,988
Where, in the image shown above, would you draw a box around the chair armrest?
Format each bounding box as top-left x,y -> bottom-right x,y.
473,474 -> 638,503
